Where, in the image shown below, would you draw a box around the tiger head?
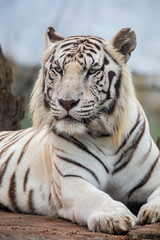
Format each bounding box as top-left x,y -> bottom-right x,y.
30,27 -> 136,143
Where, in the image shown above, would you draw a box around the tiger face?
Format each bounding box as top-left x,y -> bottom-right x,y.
31,27 -> 136,137
44,36 -> 122,135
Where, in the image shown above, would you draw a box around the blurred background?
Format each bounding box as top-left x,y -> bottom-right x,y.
0,0 -> 160,141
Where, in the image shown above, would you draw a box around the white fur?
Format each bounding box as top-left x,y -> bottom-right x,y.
0,30 -> 160,234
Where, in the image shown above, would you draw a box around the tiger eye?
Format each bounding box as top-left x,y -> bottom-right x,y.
55,66 -> 62,73
88,68 -> 97,74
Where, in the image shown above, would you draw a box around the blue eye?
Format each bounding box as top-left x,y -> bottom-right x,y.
88,68 -> 97,74
55,66 -> 62,73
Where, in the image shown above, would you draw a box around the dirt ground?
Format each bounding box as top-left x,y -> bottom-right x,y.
0,211 -> 160,240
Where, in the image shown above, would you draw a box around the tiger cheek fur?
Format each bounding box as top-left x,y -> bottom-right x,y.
0,27 -> 160,235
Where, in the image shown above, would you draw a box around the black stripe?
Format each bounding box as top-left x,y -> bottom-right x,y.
104,49 -> 119,65
0,152 -> 14,185
128,154 -> 160,198
28,189 -> 34,213
83,57 -> 87,68
99,73 -> 121,114
57,155 -> 100,184
23,168 -> 30,192
63,60 -> 72,67
94,43 -> 101,50
0,129 -> 33,156
9,172 -> 21,212
86,136 -> 110,155
88,49 -> 97,54
76,109 -> 93,114
54,163 -> 83,180
62,48 -> 75,54
85,43 -> 94,48
59,53 -> 66,59
66,53 -> 74,58
90,85 -> 99,101
0,202 -> 12,212
44,67 -> 47,77
77,59 -> 84,67
114,72 -> 121,99
54,131 -> 109,174
92,62 -> 100,67
100,71 -> 116,104
79,53 -> 83,58
108,71 -> 116,82
44,93 -> 50,108
46,87 -> 52,99
66,36 -> 104,44
89,36 -> 104,43
86,53 -> 94,65
100,57 -> 109,71
49,64 -> 53,70
60,42 -> 73,49
104,56 -> 109,65
93,71 -> 101,78
49,72 -> 56,80
1,129 -> 24,143
115,111 -> 141,154
17,135 -> 34,164
98,133 -> 111,137
43,68 -> 45,93
113,121 -> 146,174
49,55 -> 55,63
0,132 -> 12,141
85,41 -> 101,51
140,138 -> 152,165
60,37 -> 81,42
96,75 -> 104,87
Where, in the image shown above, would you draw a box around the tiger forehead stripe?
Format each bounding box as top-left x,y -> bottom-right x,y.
86,41 -> 101,50
67,35 -> 105,42
59,37 -> 103,51
60,42 -> 73,49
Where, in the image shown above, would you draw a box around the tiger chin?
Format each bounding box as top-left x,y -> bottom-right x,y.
0,27 -> 160,235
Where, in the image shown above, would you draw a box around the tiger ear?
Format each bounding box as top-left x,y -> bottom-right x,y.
111,28 -> 136,62
45,27 -> 64,47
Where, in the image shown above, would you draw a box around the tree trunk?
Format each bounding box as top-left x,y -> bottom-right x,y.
0,47 -> 25,131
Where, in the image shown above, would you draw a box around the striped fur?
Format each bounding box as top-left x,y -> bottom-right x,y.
0,27 -> 160,234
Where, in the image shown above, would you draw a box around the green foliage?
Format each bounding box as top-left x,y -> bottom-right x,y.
22,105 -> 32,129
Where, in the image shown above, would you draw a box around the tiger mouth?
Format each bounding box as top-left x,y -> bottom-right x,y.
63,115 -> 75,122
59,115 -> 92,125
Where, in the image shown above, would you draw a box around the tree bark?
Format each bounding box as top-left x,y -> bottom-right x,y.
0,47 -> 25,131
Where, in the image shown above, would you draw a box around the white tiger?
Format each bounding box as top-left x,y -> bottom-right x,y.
0,27 -> 160,234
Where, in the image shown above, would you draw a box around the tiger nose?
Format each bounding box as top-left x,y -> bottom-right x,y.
58,99 -> 80,111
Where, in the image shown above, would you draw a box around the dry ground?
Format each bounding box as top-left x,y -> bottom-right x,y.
0,211 -> 160,240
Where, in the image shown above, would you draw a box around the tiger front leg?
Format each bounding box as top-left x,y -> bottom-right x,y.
138,186 -> 160,224
53,178 -> 137,234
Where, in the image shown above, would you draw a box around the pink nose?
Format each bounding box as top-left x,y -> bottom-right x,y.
58,99 -> 80,111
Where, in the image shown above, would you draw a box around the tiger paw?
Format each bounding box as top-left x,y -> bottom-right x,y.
88,211 -> 137,234
138,202 -> 160,224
